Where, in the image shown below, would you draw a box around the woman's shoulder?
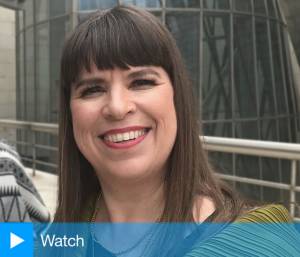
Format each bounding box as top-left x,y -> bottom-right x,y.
236,203 -> 291,223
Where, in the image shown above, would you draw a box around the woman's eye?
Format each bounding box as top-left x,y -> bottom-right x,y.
131,79 -> 157,89
80,85 -> 105,97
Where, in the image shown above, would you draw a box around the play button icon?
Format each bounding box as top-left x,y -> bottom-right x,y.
10,232 -> 25,249
0,223 -> 33,257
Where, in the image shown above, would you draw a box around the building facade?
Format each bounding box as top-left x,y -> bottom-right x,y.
0,0 -> 300,206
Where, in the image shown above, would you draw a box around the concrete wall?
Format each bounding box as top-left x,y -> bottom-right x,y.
0,6 -> 16,143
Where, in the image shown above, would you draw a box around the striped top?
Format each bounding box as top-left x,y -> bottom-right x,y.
35,204 -> 300,257
185,205 -> 300,257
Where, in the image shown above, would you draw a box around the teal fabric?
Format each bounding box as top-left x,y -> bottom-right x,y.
35,205 -> 300,256
185,205 -> 300,257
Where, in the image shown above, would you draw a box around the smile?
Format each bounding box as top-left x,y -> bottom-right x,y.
104,129 -> 147,143
100,127 -> 151,149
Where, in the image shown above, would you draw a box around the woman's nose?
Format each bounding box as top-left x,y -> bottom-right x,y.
102,88 -> 136,120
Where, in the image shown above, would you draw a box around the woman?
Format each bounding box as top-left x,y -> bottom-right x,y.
54,5 -> 300,257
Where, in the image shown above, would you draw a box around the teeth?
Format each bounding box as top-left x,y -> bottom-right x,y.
134,131 -> 139,138
107,135 -> 113,142
117,133 -> 122,142
129,131 -> 135,139
123,132 -> 130,140
104,129 -> 148,143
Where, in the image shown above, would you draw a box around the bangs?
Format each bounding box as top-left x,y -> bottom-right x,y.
61,7 -> 172,89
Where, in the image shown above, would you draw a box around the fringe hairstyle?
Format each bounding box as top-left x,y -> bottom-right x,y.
55,5 -> 244,222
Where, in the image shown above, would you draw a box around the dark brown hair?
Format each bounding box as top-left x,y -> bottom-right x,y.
55,5 -> 244,222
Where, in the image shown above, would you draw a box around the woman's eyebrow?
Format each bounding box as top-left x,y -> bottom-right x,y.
74,77 -> 106,89
127,69 -> 161,80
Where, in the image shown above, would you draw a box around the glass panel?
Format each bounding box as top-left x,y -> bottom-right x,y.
18,135 -> 32,166
202,14 -> 231,121
50,0 -> 71,17
278,118 -> 290,142
209,152 -> 233,175
262,187 -> 281,203
296,193 -> 300,217
36,0 -> 48,22
166,12 -> 200,93
203,122 -> 232,137
235,121 -> 259,139
270,21 -> 287,115
233,15 -> 256,118
25,28 -> 35,121
275,0 -> 283,21
122,0 -> 162,8
35,131 -> 57,173
203,0 -> 230,10
236,155 -> 261,201
255,18 -> 275,117
261,158 -> 282,179
296,117 -> 300,142
266,0 -> 276,17
236,182 -> 262,202
18,0 -> 33,27
290,117 -> 298,142
233,0 -> 252,12
36,23 -> 50,122
166,0 -> 200,8
253,0 -> 266,15
280,27 -> 297,128
261,157 -> 280,202
50,17 -> 70,122
280,159 -> 290,184
79,0 -> 118,10
236,155 -> 260,179
260,119 -> 277,140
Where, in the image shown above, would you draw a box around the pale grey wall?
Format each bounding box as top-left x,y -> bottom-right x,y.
0,6 -> 16,142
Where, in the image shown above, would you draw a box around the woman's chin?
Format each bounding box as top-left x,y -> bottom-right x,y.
109,169 -> 151,182
102,164 -> 159,185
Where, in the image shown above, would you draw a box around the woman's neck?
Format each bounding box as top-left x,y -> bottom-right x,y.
94,176 -> 165,223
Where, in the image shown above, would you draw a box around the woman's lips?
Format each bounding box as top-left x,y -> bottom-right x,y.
99,127 -> 151,149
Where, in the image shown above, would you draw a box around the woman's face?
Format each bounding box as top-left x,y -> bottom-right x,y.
70,65 -> 177,183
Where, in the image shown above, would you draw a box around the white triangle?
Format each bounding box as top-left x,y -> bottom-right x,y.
10,232 -> 24,249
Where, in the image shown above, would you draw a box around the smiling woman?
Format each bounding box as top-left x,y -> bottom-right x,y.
70,66 -> 177,191
53,4 -> 300,257
57,4 -> 232,224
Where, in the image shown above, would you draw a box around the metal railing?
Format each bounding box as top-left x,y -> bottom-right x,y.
0,119 -> 299,220
0,119 -> 58,175
202,136 -> 300,221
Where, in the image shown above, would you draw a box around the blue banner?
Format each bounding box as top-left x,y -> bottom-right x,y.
0,222 -> 300,257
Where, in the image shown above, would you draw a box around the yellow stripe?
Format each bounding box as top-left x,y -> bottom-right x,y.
236,204 -> 291,223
